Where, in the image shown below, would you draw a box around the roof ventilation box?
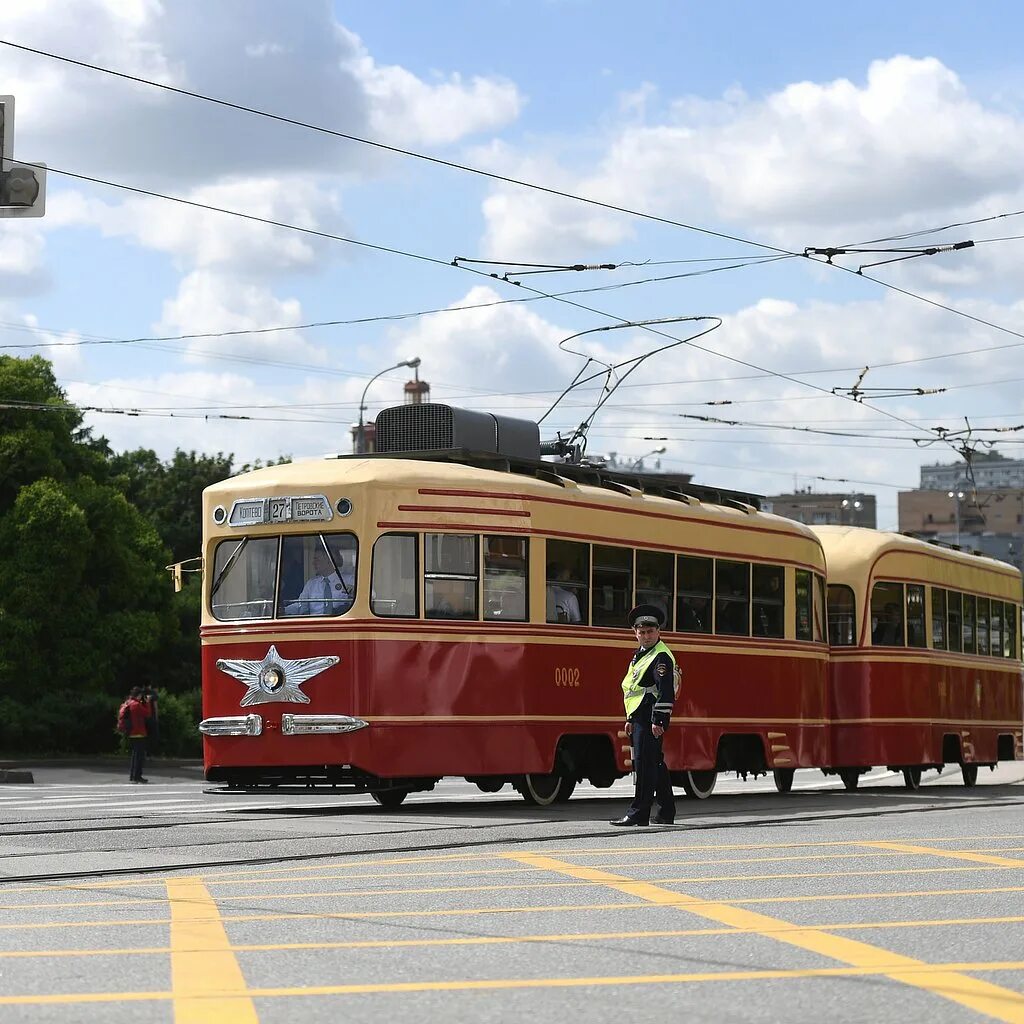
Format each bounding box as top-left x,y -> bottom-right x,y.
374,403 -> 541,461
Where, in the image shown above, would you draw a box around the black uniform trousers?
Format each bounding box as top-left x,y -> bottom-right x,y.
628,708 -> 676,823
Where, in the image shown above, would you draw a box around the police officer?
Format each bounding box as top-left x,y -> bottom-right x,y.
610,604 -> 677,826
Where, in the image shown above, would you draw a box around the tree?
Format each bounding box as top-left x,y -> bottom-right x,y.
0,356 -> 107,513
110,448 -> 235,563
0,356 -> 176,751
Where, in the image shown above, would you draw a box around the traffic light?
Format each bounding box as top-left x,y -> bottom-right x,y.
0,95 -> 46,219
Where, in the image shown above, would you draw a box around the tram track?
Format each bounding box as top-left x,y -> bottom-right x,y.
4,790 -> 1023,887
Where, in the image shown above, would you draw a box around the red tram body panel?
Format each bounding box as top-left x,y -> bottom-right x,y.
813,526 -> 1023,782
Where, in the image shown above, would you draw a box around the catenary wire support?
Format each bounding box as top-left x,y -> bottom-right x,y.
804,239 -> 975,273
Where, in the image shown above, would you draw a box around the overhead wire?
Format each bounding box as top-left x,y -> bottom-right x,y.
0,37 -> 792,255
3,38 -> 1012,460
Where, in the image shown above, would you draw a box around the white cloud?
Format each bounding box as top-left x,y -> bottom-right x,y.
339,31 -> 522,146
479,56 -> 1024,256
156,268 -> 324,364
0,224 -> 48,295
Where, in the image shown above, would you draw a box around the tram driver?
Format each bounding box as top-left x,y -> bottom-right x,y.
285,546 -> 354,616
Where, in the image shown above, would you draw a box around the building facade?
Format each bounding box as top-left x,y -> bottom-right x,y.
762,491 -> 877,528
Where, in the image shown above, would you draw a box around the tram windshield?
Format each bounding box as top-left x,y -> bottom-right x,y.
211,532 -> 358,621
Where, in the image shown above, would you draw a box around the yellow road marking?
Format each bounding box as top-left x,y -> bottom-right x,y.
166,877 -> 258,1024
3,960 -> 1024,1006
861,842 -> 1024,868
8,843 -> 1024,909
507,853 -> 1024,1022
7,885 -> 1024,932
5,916 -> 1024,960
8,835 -> 1024,895
1,864 -> 1011,915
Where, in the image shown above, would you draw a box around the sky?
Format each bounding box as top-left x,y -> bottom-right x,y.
3,0 -> 1024,530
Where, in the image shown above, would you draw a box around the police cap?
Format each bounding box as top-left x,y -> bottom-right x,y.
628,604 -> 665,629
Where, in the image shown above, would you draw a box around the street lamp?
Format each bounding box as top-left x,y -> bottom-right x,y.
947,486 -> 966,546
840,497 -> 863,525
357,357 -> 421,454
628,446 -> 667,471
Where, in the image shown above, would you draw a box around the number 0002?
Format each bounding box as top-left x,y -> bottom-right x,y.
554,667 -> 581,687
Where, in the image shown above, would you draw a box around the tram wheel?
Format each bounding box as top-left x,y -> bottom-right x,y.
961,763 -> 979,788
518,772 -> 574,806
371,788 -> 409,808
772,768 -> 795,794
681,770 -> 717,800
902,767 -> 923,790
838,768 -> 860,791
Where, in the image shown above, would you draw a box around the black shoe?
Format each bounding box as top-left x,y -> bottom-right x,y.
610,816 -> 648,827
136,777 -> 149,784
652,816 -> 675,825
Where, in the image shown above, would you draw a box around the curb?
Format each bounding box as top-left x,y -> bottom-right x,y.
0,769 -> 34,784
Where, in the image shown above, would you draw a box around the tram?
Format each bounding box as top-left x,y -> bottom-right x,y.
815,526 -> 1023,789
198,402 -> 831,804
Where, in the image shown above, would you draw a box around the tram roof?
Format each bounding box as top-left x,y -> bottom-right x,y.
207,448 -> 820,538
811,525 -> 1022,582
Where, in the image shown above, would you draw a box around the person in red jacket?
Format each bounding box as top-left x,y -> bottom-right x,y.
123,687 -> 151,784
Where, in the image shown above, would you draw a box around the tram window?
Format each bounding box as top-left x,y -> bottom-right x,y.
976,597 -> 990,656
483,536 -> 528,621
931,588 -> 947,650
795,570 -> 812,641
279,533 -> 357,618
906,584 -> 926,648
826,585 -> 855,645
425,533 -> 478,619
716,560 -> 750,636
676,555 -> 712,634
947,591 -> 963,652
636,550 -> 674,630
211,537 -> 277,621
1007,604 -> 1019,659
592,545 -> 632,628
752,564 -> 784,638
870,581 -> 905,646
546,540 -> 589,624
962,594 -> 976,654
989,602 -> 1003,658
371,533 -> 417,618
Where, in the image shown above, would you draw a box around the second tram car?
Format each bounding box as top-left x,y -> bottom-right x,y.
199,403 -> 831,803
816,526 -> 1023,789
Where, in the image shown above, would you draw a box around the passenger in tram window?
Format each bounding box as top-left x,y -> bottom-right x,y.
679,596 -> 709,632
636,575 -> 670,625
872,602 -> 904,646
285,547 -> 353,616
546,563 -> 582,623
611,605 -> 678,827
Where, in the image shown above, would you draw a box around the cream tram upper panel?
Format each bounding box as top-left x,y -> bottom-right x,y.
204,457 -> 824,565
812,525 -> 1021,600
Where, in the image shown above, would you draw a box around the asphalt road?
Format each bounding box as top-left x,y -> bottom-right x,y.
1,762 -> 1023,1023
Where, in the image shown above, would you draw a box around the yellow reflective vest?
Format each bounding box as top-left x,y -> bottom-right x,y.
621,640 -> 678,718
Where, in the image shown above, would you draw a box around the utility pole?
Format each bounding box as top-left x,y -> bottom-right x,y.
0,96 -> 47,219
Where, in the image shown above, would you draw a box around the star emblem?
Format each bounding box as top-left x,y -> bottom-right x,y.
216,645 -> 339,708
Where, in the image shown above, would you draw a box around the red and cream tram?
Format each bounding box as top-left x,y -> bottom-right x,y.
199,403 -> 832,804
816,526 -> 1023,789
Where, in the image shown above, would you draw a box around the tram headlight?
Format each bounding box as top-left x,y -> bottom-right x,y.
336,497 -> 353,517
260,665 -> 285,693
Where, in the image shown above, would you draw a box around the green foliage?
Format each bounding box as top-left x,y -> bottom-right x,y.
110,448 -> 235,563
0,356 -> 107,514
0,690 -> 124,755
151,689 -> 202,758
